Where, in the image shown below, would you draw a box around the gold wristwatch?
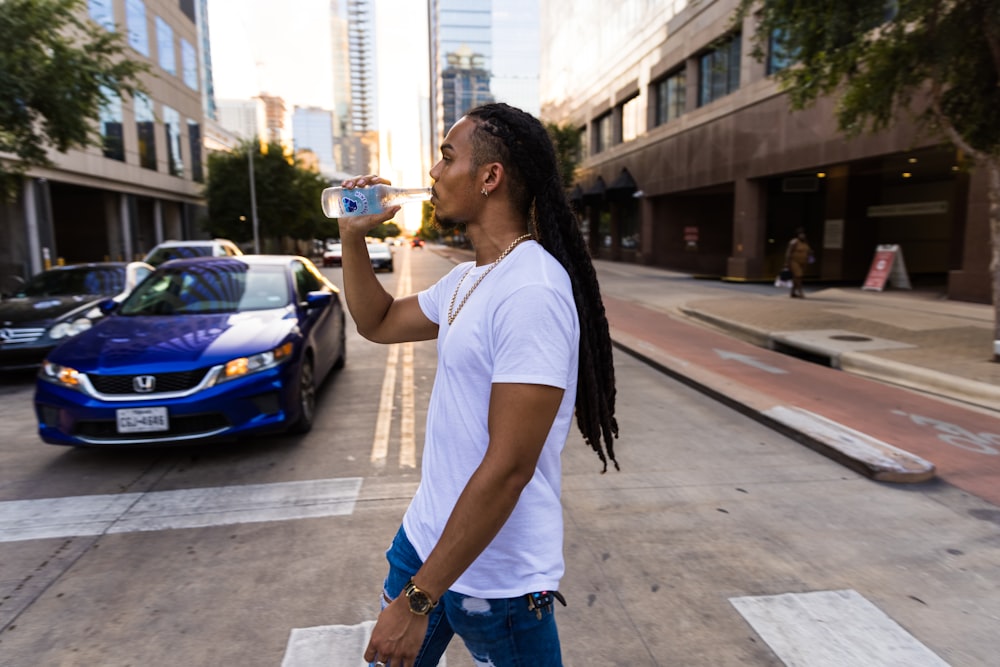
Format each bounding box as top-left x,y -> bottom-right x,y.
403,579 -> 437,616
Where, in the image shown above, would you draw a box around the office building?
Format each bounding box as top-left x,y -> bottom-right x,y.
1,0 -> 211,279
292,107 -> 338,178
540,0 -> 991,303
428,0 -> 540,157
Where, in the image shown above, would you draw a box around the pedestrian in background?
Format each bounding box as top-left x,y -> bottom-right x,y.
337,102 -> 619,667
784,227 -> 812,298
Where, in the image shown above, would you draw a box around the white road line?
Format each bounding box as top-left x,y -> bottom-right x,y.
281,622 -> 448,667
371,343 -> 399,466
400,341 -> 416,468
730,589 -> 950,666
370,247 -> 419,469
0,478 -> 363,543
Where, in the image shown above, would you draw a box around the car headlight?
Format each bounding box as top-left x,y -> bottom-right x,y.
40,360 -> 83,389
49,317 -> 94,340
212,342 -> 294,385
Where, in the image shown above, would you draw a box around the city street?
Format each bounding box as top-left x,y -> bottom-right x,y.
1,245 -> 998,666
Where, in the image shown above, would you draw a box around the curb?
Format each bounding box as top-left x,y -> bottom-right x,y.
609,326 -> 936,484
680,307 -> 1000,414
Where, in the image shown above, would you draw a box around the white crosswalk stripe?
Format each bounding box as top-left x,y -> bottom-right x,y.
0,477 -> 363,543
730,589 -> 951,666
281,622 -> 449,667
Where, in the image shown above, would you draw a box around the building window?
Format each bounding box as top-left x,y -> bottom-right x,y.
621,95 -> 641,143
620,199 -> 640,250
593,112 -> 612,154
163,106 -> 184,177
179,0 -> 196,23
99,87 -> 124,161
126,0 -> 149,57
698,32 -> 741,107
767,30 -> 794,75
135,93 -> 157,170
654,68 -> 686,126
156,17 -> 175,75
181,39 -> 198,90
88,0 -> 115,31
188,119 -> 203,182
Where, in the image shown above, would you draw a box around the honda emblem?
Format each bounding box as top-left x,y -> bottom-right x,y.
133,375 -> 156,393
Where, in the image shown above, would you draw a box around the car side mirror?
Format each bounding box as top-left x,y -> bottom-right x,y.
98,298 -> 120,314
304,291 -> 332,309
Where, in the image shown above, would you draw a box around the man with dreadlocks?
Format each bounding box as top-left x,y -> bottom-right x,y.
338,103 -> 617,667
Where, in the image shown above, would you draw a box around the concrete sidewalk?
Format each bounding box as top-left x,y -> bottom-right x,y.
677,283 -> 1000,413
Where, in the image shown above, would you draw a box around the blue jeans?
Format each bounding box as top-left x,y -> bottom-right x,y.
373,525 -> 563,666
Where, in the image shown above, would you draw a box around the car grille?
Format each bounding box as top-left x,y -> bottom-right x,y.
88,369 -> 209,395
0,327 -> 45,345
73,413 -> 230,440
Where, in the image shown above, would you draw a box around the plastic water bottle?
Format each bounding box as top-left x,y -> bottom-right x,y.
321,185 -> 432,218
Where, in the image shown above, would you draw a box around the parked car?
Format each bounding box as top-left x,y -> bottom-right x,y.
35,255 -> 346,446
0,262 -> 152,372
143,239 -> 243,266
368,242 -> 394,272
322,242 -> 342,266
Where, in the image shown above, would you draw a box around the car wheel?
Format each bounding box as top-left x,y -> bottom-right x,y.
288,356 -> 315,434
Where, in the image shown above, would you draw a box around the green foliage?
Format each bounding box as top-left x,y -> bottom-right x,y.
545,122 -> 583,189
416,200 -> 439,240
0,0 -> 149,199
735,0 -> 1000,157
367,221 -> 401,240
203,141 -> 335,246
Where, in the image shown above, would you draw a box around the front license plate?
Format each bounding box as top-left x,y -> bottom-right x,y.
116,407 -> 169,433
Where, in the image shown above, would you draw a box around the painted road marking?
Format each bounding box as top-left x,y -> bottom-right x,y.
0,478 -> 362,543
714,348 -> 787,374
730,589 -> 950,666
282,622 -> 449,667
371,247 -> 418,468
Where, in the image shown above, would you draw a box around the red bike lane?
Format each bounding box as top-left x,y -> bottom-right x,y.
605,297 -> 1000,506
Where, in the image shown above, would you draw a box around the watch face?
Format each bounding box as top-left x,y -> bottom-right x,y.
408,589 -> 433,615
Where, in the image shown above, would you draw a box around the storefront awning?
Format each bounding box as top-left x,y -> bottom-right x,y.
607,168 -> 638,198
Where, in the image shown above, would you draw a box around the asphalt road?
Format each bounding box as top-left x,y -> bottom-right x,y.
1,246 -> 997,666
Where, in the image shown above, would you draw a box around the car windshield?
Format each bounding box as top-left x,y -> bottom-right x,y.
19,266 -> 124,297
145,245 -> 214,266
119,260 -> 289,316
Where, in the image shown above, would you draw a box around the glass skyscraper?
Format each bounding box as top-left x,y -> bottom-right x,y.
428,0 -> 539,156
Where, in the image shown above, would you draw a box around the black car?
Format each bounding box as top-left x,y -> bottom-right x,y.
0,262 -> 152,371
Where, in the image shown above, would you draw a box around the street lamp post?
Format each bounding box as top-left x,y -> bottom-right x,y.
248,140 -> 260,254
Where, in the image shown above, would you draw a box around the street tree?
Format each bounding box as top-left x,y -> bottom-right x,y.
203,141 -> 337,249
0,0 -> 148,200
735,0 -> 1000,360
546,122 -> 583,190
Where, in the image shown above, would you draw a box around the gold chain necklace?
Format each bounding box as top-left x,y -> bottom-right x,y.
447,233 -> 532,325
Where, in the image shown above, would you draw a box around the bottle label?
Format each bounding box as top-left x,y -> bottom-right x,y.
341,190 -> 370,215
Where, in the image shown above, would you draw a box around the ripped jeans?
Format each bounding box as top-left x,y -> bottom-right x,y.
373,525 -> 563,666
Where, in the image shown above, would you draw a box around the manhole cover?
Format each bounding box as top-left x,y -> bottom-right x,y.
829,334 -> 872,342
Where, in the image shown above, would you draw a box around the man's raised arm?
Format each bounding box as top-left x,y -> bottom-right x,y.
336,175 -> 438,344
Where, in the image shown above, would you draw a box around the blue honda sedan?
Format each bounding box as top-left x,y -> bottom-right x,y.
34,256 -> 346,446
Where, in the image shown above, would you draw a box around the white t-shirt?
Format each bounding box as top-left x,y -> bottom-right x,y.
406,240 -> 579,598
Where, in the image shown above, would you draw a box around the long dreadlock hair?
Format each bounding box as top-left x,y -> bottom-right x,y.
466,102 -> 619,471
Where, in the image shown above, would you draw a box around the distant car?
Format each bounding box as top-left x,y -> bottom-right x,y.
35,255 -> 346,447
410,238 -> 425,248
368,242 -> 394,272
322,242 -> 343,266
0,262 -> 152,372
143,239 -> 243,267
